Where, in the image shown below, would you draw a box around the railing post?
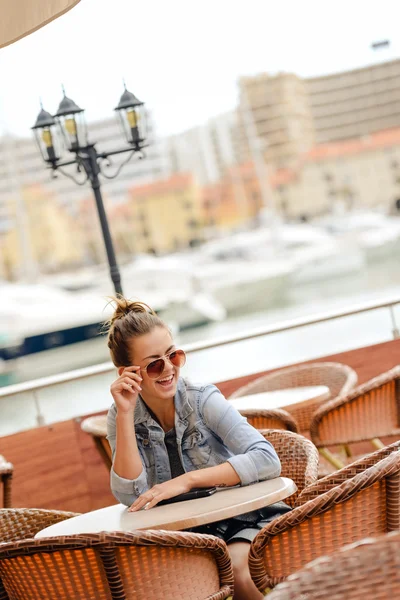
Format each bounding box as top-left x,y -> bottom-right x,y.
33,391 -> 45,427
389,305 -> 400,339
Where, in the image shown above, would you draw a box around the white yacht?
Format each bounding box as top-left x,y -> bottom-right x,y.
120,256 -> 227,329
44,257 -> 224,332
0,282 -> 116,382
320,211 -> 400,262
273,224 -> 365,284
202,223 -> 364,287
183,238 -> 293,314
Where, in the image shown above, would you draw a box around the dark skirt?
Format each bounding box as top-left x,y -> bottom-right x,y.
189,501 -> 291,544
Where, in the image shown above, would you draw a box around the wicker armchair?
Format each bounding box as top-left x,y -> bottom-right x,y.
0,456 -> 13,509
296,439 -> 400,505
0,530 -> 234,600
248,451 -> 400,594
261,430 -> 319,508
267,531 -> 400,600
0,508 -> 80,543
81,414 -> 112,470
310,366 -> 400,469
241,407 -> 299,432
229,362 -> 358,432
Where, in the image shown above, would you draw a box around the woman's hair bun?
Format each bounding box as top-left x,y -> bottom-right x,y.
103,295 -> 167,367
105,295 -> 157,329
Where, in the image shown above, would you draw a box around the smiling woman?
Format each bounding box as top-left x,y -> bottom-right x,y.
104,295 -> 289,600
0,0 -> 80,49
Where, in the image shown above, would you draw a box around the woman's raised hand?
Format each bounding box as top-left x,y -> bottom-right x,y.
110,366 -> 142,414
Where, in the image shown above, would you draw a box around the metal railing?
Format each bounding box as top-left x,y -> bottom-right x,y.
1,293 -> 399,400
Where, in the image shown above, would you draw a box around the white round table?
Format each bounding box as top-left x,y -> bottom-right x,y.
35,477 -> 296,538
229,385 -> 330,412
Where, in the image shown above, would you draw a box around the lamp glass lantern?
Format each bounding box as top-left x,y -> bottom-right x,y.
54,93 -> 88,152
31,107 -> 61,164
115,87 -> 147,148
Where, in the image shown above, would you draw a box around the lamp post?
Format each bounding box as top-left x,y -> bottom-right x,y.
32,85 -> 147,295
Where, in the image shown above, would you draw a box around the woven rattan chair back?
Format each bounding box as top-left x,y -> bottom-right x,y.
229,362 -> 358,432
248,451 -> 400,594
0,509 -> 80,543
310,366 -> 400,449
0,456 -> 13,509
297,440 -> 400,505
240,408 -> 299,432
81,415 -> 112,471
267,531 -> 400,600
0,530 -> 234,600
260,430 -> 319,508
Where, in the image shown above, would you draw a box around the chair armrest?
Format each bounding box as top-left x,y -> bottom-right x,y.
0,508 -> 80,542
249,452 -> 400,593
296,441 -> 400,505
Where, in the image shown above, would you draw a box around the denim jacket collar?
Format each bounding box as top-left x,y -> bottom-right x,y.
134,377 -> 194,426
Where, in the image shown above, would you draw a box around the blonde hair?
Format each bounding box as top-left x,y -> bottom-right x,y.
104,296 -> 167,367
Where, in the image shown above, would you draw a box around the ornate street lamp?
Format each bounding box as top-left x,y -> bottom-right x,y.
54,89 -> 88,151
115,85 -> 147,149
32,105 -> 60,165
32,85 -> 148,295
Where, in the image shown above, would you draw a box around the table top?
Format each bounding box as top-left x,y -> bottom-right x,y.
35,477 -> 296,538
229,385 -> 330,411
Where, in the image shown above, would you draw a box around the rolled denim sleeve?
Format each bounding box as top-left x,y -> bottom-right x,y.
106,404 -> 149,506
200,386 -> 281,485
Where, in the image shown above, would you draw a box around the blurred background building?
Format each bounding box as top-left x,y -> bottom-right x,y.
236,58 -> 400,167
163,111 -> 239,184
125,173 -> 203,255
2,57 -> 400,280
307,58 -> 400,144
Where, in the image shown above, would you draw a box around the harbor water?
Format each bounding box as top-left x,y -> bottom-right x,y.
9,254 -> 400,386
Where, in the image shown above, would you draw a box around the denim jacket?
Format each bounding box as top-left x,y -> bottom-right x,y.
107,377 -> 281,507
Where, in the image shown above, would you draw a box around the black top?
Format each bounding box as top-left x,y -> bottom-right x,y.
165,427 -> 185,479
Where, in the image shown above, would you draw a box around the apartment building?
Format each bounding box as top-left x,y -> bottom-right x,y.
236,58 -> 400,169
237,72 -> 315,169
306,58 -> 400,144
164,111 -> 239,184
127,173 -> 203,254
270,128 -> 400,219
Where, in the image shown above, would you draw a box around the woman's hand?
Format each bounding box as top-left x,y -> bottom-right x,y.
110,366 -> 142,414
128,475 -> 192,512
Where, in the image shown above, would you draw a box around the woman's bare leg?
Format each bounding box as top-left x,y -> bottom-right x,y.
228,541 -> 264,600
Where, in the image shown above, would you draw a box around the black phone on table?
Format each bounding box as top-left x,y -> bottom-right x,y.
157,487 -> 217,506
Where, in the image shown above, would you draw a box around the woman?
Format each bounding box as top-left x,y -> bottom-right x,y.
106,297 -> 289,600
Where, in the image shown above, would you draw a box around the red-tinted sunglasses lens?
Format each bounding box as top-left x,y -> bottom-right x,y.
169,349 -> 186,368
145,358 -> 164,379
146,350 -> 186,379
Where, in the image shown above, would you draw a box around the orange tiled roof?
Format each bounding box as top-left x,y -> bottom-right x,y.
306,127 -> 400,161
227,161 -> 297,188
109,203 -> 132,218
129,173 -> 195,198
270,167 -> 297,187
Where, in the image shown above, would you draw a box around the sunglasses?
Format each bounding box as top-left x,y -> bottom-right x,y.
141,349 -> 186,379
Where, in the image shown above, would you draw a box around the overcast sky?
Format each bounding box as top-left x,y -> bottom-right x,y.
0,0 -> 399,139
